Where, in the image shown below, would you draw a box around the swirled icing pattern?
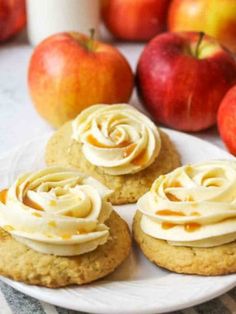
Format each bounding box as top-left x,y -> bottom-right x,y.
72,104 -> 161,175
138,160 -> 236,247
0,167 -> 113,256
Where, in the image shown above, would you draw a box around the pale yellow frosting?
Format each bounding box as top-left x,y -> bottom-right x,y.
138,160 -> 236,247
0,167 -> 113,256
72,104 -> 161,175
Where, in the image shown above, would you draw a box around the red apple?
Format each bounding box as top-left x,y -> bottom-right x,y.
0,0 -> 26,42
136,32 -> 236,132
102,0 -> 171,41
218,85 -> 236,155
168,0 -> 236,53
28,32 -> 134,128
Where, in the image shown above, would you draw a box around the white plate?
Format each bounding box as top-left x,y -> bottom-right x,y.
0,129 -> 235,314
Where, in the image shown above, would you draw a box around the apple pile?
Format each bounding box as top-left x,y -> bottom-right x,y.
27,0 -> 236,155
0,0 -> 26,42
102,0 -> 236,53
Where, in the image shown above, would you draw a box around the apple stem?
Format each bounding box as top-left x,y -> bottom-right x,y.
87,28 -> 95,52
195,32 -> 205,58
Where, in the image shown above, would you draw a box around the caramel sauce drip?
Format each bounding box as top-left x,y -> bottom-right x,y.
166,192 -> 181,202
170,181 -> 182,188
132,150 -> 148,166
77,228 -> 87,234
64,210 -> 73,217
156,209 -> 186,216
119,140 -> 132,148
87,134 -> 110,148
220,217 -> 232,223
161,222 -> 201,232
123,143 -> 136,157
0,189 -> 8,204
162,222 -> 176,229
184,223 -> 201,232
87,134 -> 131,149
113,130 -> 122,142
23,194 -> 44,211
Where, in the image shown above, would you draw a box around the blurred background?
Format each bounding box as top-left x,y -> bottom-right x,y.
1,0 -> 236,156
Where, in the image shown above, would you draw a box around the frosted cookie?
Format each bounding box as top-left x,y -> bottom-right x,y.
133,160 -> 236,275
0,167 -> 131,287
45,104 -> 181,204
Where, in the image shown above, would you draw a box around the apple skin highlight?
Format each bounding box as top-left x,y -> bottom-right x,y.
136,32 -> 236,132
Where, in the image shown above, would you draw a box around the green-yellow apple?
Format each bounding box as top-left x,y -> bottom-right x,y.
102,0 -> 171,41
136,32 -> 236,132
168,0 -> 236,53
28,32 -> 134,128
218,85 -> 236,155
0,0 -> 26,42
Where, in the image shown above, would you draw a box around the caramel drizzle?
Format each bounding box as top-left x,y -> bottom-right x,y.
0,189 -> 8,204
170,181 -> 182,188
156,210 -> 200,217
23,194 -> 44,211
1,188 -> 45,212
184,223 -> 201,232
87,134 -> 131,149
123,143 -> 136,157
60,228 -> 88,240
158,209 -> 201,232
161,222 -> 201,232
77,228 -> 87,234
166,193 -> 181,202
162,222 -> 176,230
156,209 -> 185,216
87,134 -> 149,166
132,149 -> 148,166
166,192 -> 194,202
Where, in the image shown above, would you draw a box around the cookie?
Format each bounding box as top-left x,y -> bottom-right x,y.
0,211 -> 131,288
45,122 -> 181,205
133,211 -> 236,276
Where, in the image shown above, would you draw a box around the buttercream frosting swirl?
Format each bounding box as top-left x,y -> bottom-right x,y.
138,160 -> 236,247
0,167 -> 113,256
72,104 -> 161,175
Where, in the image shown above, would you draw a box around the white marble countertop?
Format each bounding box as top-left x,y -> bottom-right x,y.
0,32 -> 226,156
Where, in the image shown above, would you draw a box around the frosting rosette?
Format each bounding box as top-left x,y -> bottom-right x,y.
138,160 -> 236,247
72,104 -> 161,175
0,167 -> 113,256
